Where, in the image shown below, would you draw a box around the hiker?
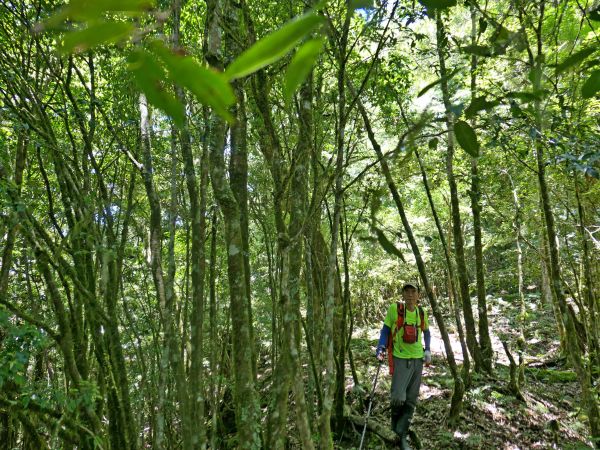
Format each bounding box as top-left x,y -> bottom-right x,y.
376,282 -> 431,450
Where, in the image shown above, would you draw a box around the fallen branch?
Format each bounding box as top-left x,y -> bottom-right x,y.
526,356 -> 567,369
347,413 -> 399,444
347,413 -> 422,449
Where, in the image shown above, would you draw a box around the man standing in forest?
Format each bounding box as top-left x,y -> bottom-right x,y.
376,282 -> 431,450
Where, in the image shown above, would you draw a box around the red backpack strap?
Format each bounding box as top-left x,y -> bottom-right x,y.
396,302 -> 405,330
386,302 -> 405,375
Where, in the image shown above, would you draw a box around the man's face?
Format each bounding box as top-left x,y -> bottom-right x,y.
402,287 -> 419,310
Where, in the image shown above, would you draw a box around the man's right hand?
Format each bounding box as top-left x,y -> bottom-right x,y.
376,346 -> 386,361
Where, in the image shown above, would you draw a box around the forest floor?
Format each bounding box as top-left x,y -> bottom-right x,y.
339,295 -> 595,449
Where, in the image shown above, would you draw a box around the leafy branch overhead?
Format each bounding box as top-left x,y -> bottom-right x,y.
373,227 -> 406,262
42,0 -> 327,124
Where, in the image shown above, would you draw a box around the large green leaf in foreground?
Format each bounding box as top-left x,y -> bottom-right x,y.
225,12 -> 325,81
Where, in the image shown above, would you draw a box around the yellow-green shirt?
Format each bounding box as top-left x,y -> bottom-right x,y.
384,303 -> 429,359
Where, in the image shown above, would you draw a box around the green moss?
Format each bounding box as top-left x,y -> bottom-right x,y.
526,368 -> 577,383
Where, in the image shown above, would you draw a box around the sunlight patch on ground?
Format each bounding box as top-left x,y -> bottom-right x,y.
453,430 -> 469,439
419,383 -> 445,400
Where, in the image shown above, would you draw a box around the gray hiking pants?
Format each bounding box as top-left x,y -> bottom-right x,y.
390,357 -> 423,409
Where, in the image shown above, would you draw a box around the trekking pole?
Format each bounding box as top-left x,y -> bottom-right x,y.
358,358 -> 383,450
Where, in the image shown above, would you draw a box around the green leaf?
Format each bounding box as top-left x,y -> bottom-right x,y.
506,91 -> 540,102
349,0 -> 374,9
418,0 -> 457,11
66,0 -> 154,20
464,96 -> 499,119
582,70 -> 600,98
555,47 -> 597,74
454,120 -> 480,157
225,13 -> 325,81
43,0 -> 154,28
428,138 -> 438,150
127,49 -> 185,126
283,37 -> 324,103
491,25 -> 510,46
478,18 -> 488,34
589,6 -> 600,21
374,228 -> 405,260
509,101 -> 524,118
417,68 -> 460,98
489,25 -> 511,55
150,41 -> 235,121
60,22 -> 134,54
460,45 -> 493,57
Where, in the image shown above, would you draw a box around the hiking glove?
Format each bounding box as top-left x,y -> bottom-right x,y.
424,350 -> 432,365
376,345 -> 386,361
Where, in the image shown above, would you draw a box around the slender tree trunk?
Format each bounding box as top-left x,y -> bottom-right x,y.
172,2 -> 208,446
539,235 -> 566,351
208,210 -> 219,450
468,7 -> 493,373
416,148 -> 471,393
140,93 -> 171,450
574,174 -> 599,371
0,132 -> 27,450
208,112 -> 261,449
226,0 -> 256,383
305,166 -> 328,418
334,207 -> 351,428
250,66 -> 293,450
289,74 -> 315,450
436,12 -> 483,371
205,4 -> 261,446
505,171 -> 526,386
0,131 -> 27,300
319,11 -> 351,447
140,93 -> 191,449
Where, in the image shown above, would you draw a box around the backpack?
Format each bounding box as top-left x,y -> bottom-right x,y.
386,302 -> 425,375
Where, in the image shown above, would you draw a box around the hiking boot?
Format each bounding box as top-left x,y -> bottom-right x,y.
394,404 -> 415,450
391,408 -> 401,432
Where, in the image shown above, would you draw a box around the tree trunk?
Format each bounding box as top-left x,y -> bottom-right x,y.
468,8 -> 493,373
208,210 -> 219,450
415,147 -> 471,397
505,171 -> 526,386
140,93 -> 175,450
248,56 -> 293,450
225,0 -> 256,383
208,111 -> 262,449
205,3 -> 261,446
289,71 -> 316,450
335,204 -> 351,429
319,10 -> 351,448
172,1 -> 209,445
436,12 -> 483,372
574,173 -> 599,371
